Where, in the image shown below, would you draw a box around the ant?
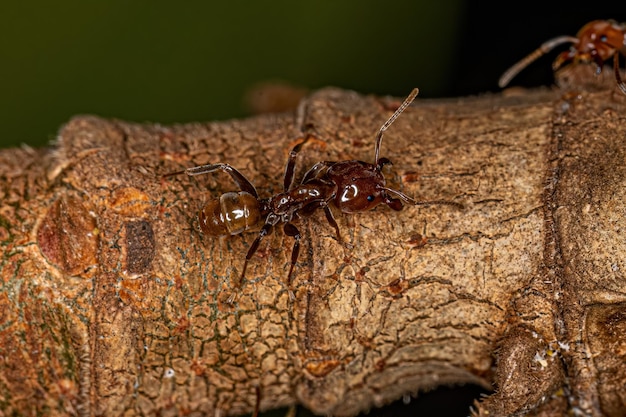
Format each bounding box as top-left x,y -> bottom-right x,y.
498,19 -> 626,95
166,88 -> 460,303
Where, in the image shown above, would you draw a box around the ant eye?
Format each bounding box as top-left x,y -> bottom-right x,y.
367,195 -> 375,202
600,35 -> 608,42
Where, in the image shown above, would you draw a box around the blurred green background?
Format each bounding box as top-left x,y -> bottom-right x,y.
0,1 -> 464,148
1,2 -> 622,150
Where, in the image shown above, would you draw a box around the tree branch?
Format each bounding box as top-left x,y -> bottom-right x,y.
1,69 -> 626,416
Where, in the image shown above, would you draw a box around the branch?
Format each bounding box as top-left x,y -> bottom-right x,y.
1,69 -> 626,416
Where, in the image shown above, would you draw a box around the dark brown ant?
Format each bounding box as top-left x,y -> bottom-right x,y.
167,88 -> 460,302
499,19 -> 626,94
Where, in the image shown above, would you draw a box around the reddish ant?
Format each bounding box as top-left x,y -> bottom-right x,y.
167,88 -> 460,302
498,19 -> 626,94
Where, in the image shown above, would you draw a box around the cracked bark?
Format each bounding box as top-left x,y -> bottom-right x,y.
1,66 -> 626,416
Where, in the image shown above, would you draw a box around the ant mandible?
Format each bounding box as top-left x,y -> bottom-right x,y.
498,19 -> 626,95
167,88 -> 460,303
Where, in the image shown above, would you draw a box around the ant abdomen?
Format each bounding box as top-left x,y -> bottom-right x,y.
199,191 -> 263,236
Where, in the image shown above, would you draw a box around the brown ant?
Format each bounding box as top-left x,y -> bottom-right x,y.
167,88 -> 460,302
498,19 -> 626,94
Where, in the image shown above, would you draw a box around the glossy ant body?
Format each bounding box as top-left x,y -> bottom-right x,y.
168,88 -> 459,302
499,19 -> 626,94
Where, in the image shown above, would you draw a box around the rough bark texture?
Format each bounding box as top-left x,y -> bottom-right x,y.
1,67 -> 626,416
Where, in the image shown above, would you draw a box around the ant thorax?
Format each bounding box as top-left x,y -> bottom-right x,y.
268,181 -> 336,220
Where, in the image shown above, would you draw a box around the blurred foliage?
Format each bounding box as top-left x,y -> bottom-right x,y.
0,1 -> 464,148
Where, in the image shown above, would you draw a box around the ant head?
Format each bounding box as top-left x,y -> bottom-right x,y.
329,161 -> 387,213
498,20 -> 626,88
328,89 -> 420,213
328,161 -> 410,213
577,20 -> 624,58
554,20 -> 625,72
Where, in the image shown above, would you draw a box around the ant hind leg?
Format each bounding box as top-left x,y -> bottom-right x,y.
170,162 -> 259,198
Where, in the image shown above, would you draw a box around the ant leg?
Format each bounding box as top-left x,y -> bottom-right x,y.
592,54 -> 605,75
614,53 -> 626,95
298,197 -> 341,242
241,223 -> 271,280
167,163 -> 259,198
252,385 -> 261,417
323,206 -> 342,242
302,161 -> 333,183
228,223 -> 272,304
284,136 -> 312,191
283,223 -> 301,298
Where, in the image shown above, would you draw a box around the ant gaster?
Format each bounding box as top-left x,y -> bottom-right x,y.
499,19 -> 626,94
167,88 -> 460,302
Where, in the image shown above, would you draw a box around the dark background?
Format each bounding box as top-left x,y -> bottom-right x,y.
1,2 -> 621,149
1,1 -> 622,416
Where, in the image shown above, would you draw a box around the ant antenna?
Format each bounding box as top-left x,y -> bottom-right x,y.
374,88 -> 419,164
383,187 -> 464,209
498,35 -> 579,88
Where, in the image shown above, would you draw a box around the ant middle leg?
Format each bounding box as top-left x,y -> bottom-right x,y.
298,199 -> 342,244
301,161 -> 333,183
323,206 -> 341,242
299,198 -> 341,242
284,136 -> 312,192
228,222 -> 272,304
283,222 -> 301,299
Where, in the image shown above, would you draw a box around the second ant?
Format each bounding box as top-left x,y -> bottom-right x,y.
499,19 -> 626,94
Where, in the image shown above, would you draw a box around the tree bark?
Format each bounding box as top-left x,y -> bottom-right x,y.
1,67 -> 626,416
